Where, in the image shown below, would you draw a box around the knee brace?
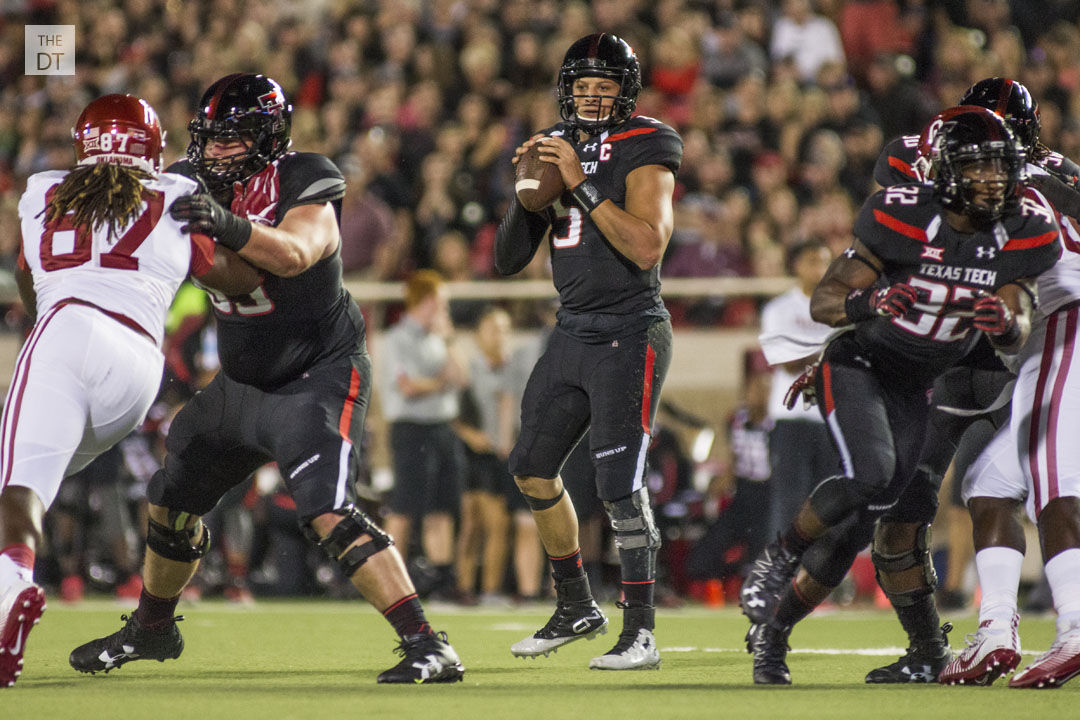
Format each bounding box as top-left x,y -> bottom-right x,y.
302,504 -> 394,578
146,510 -> 210,563
604,488 -> 661,551
871,522 -> 937,607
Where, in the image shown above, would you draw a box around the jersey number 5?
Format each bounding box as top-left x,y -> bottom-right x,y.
40,191 -> 164,271
551,199 -> 583,249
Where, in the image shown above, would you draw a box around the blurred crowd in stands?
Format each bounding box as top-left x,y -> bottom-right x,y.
4,0 -> 1080,604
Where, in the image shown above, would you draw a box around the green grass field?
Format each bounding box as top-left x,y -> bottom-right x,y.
2,599 -> 1077,720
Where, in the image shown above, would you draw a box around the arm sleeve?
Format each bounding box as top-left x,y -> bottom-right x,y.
494,198 -> 549,276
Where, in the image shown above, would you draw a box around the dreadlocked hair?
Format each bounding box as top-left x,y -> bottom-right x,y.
41,163 -> 152,239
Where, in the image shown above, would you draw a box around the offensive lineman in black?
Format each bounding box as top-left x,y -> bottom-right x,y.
494,33 -> 682,670
69,74 -> 464,684
740,107 -> 1061,685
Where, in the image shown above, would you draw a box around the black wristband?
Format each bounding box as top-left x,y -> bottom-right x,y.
843,288 -> 878,323
216,211 -> 252,252
570,179 -> 604,214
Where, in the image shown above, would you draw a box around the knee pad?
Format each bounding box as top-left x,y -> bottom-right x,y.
871,522 -> 937,607
603,488 -> 661,552
302,504 -> 394,578
808,475 -> 879,526
146,510 -> 211,563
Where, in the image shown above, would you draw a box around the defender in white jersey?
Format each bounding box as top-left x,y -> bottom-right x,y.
0,94 -> 258,688
937,78 -> 1080,689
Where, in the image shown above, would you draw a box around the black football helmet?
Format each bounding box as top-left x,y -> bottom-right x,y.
929,106 -> 1026,223
557,33 -> 641,134
959,77 -> 1041,153
187,73 -> 292,192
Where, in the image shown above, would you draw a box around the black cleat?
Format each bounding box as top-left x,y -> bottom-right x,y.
377,631 -> 465,683
865,624 -> 953,683
69,614 -> 184,674
511,576 -> 608,658
746,622 -> 792,685
740,540 -> 800,624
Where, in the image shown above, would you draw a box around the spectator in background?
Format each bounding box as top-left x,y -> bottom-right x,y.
769,0 -> 845,85
379,270 -> 468,599
686,349 -> 773,585
757,238 -> 838,544
453,306 -> 517,605
702,11 -> 768,90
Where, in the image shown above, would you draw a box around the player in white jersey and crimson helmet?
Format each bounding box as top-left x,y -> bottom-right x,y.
0,94 -> 259,688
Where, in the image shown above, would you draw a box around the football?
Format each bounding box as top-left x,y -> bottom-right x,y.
515,143 -> 565,212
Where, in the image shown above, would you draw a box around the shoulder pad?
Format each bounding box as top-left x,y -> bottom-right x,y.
855,185 -> 940,253
278,152 -> 346,206
873,136 -> 922,187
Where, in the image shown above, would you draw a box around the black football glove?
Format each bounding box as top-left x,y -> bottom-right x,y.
784,363 -> 819,411
972,292 -> 1021,345
169,193 -> 252,252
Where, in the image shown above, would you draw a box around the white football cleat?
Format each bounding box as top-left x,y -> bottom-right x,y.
589,628 -> 661,670
939,614 -> 1021,686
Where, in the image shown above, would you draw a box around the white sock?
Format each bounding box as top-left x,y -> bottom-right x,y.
1044,548 -> 1080,634
975,546 -> 1023,624
0,552 -> 33,589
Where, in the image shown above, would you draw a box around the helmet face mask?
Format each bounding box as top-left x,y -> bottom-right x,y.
557,33 -> 641,135
72,94 -> 164,173
929,106 -> 1026,224
187,73 -> 292,192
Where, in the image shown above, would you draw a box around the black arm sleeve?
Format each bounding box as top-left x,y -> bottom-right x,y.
494,198 -> 549,276
1030,172 -> 1080,220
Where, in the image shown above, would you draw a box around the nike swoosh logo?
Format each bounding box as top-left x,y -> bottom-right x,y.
9,621 -> 25,655
956,640 -> 986,671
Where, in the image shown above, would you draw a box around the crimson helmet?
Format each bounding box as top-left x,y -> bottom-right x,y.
959,77 -> 1041,151
72,94 -> 164,173
187,73 -> 292,192
557,33 -> 641,134
928,106 -> 1026,222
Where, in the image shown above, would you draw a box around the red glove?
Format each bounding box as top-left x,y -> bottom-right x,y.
872,283 -> 919,318
972,293 -> 1020,344
784,364 -> 819,411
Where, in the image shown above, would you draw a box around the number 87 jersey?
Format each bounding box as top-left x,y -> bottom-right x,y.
851,182 -> 1061,382
17,169 -> 215,347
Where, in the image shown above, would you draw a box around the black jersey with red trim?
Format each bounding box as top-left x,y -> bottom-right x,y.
535,115 -> 683,342
873,134 -> 925,187
168,152 -> 360,390
850,183 -> 1061,382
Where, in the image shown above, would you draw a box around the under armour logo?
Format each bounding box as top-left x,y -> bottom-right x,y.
583,142 -> 598,153
843,247 -> 856,258
976,246 -> 996,259
921,246 -> 944,261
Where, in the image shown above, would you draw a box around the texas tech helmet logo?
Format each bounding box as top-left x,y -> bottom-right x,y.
257,90 -> 283,110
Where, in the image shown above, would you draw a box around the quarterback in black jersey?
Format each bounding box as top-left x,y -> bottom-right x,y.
740,107 -> 1061,685
495,33 -> 682,670
69,74 -> 464,685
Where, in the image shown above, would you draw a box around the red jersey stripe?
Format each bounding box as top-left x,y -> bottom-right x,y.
1002,230 -> 1059,251
607,127 -> 656,143
888,156 -> 916,178
872,209 -> 928,243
